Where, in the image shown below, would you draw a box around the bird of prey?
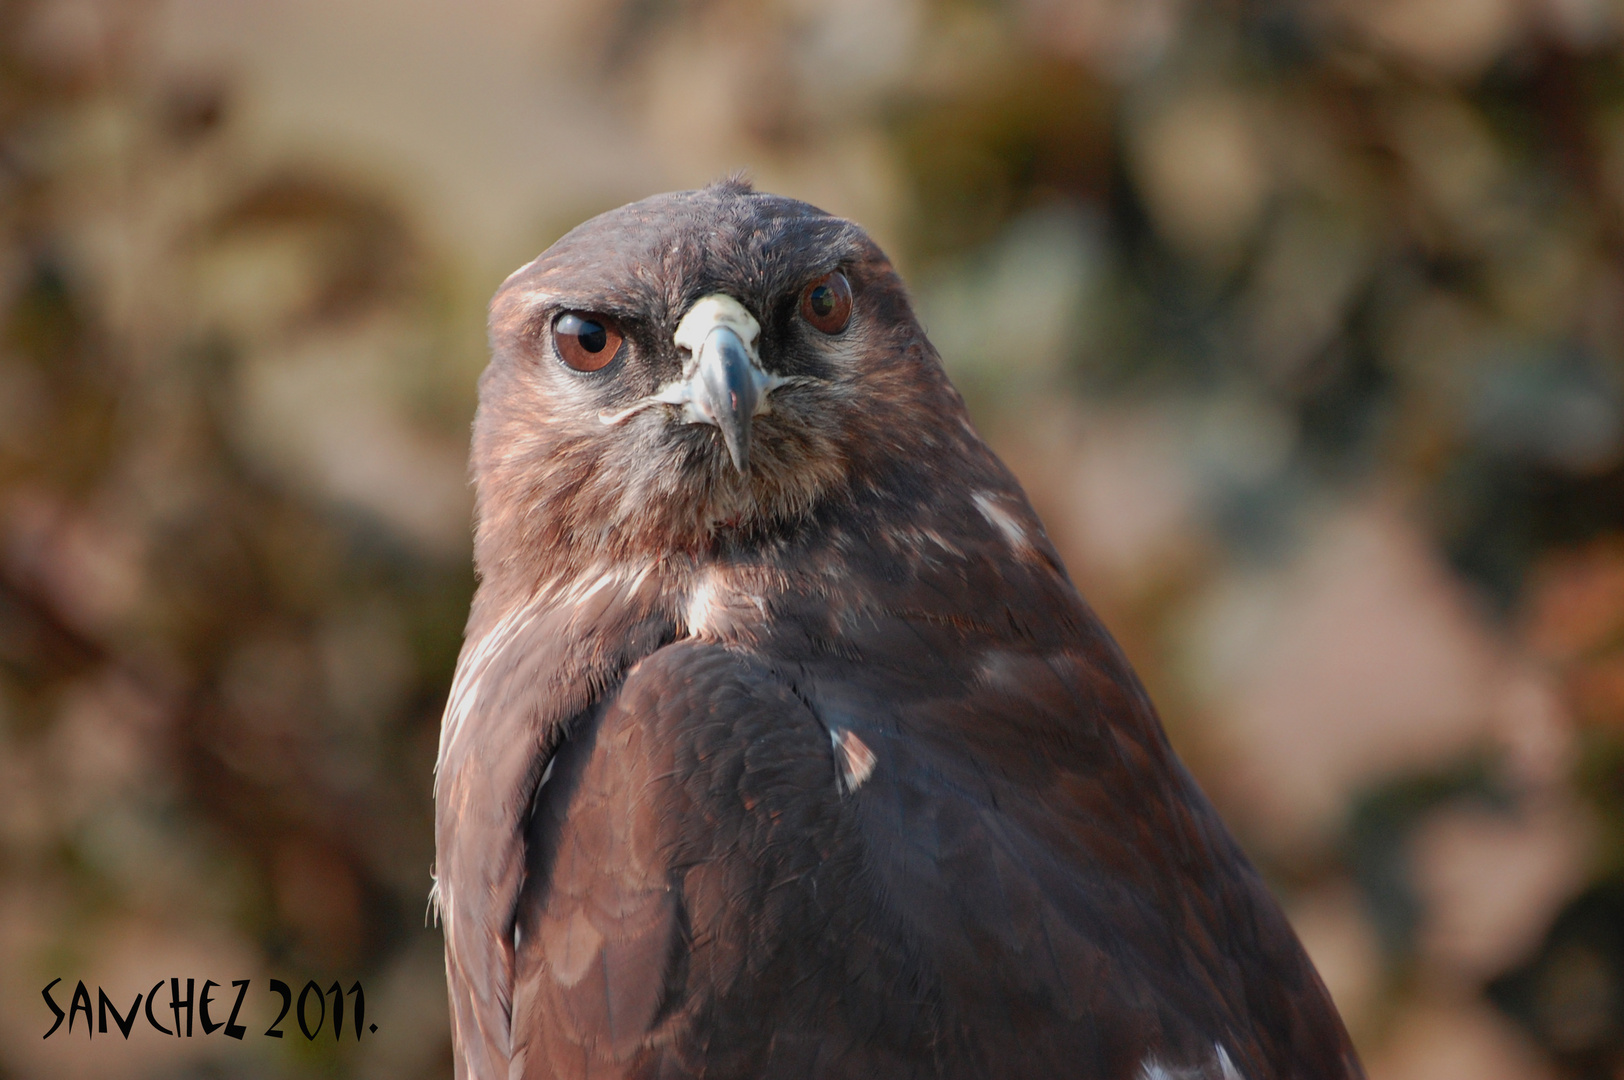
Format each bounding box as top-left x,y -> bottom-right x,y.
433,179 -> 1362,1080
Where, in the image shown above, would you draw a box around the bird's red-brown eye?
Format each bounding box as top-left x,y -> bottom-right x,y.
799,272 -> 852,335
553,312 -> 624,372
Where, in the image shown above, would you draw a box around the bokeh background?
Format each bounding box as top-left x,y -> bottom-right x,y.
4,0 -> 1624,1076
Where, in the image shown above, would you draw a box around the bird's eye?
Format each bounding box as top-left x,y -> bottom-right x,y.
553,312 -> 624,372
799,272 -> 852,335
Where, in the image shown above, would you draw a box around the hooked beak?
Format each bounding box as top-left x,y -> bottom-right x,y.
597,293 -> 811,471
691,322 -> 758,472
664,294 -> 776,473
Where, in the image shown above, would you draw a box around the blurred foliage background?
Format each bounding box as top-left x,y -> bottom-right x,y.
3,0 -> 1624,1076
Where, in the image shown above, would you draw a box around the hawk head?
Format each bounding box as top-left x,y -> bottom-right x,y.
473,179 -> 966,591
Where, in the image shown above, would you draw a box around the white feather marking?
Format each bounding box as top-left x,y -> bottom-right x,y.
436,564 -> 631,785
599,398 -> 662,426
683,568 -> 775,640
972,491 -> 1029,551
625,563 -> 653,596
534,755 -> 556,798
436,596 -> 543,783
831,728 -> 877,793
1136,1046 -> 1247,1080
572,568 -> 622,607
684,573 -> 719,637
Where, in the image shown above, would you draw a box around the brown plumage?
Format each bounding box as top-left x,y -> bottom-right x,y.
433,179 -> 1363,1080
